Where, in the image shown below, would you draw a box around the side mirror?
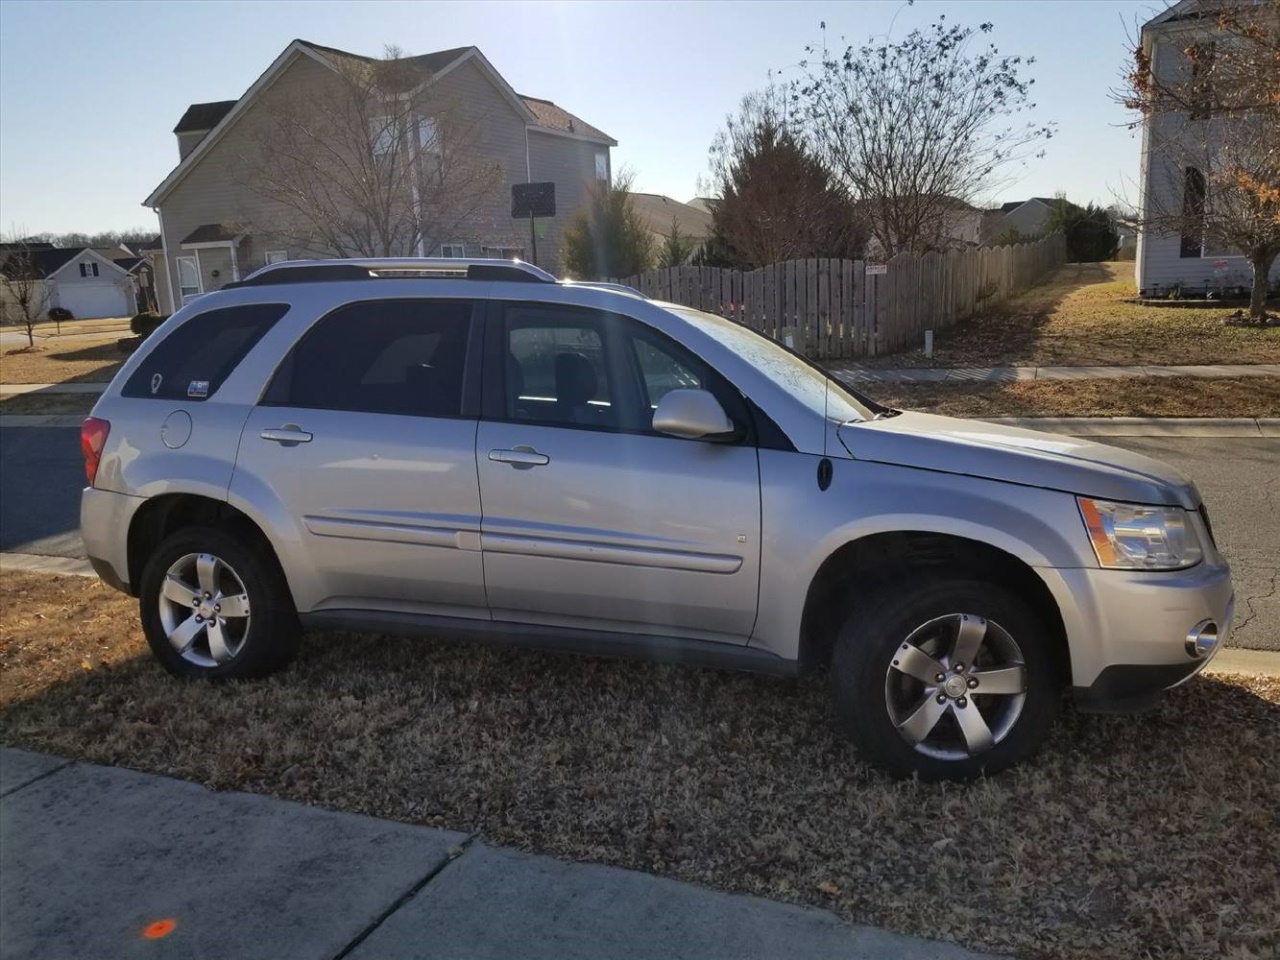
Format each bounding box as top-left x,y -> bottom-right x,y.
651,389 -> 738,441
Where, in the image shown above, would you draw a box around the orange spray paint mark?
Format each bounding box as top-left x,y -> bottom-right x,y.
142,919 -> 177,940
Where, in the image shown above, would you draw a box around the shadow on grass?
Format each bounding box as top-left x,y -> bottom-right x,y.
2,628 -> 1277,960
47,341 -> 127,363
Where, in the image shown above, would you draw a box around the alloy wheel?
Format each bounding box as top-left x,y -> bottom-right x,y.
883,613 -> 1028,760
156,552 -> 252,667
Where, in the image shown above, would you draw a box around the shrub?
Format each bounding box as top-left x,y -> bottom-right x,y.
47,306 -> 74,323
130,312 -> 168,338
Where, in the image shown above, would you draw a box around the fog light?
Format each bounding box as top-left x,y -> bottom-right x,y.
1185,620 -> 1219,659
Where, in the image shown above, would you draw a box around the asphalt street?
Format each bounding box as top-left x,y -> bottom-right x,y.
0,426 -> 1275,649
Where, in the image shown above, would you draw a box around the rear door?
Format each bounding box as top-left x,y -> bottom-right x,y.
232,297 -> 487,617
475,302 -> 761,643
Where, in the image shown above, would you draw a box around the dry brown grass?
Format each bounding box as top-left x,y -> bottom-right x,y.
0,392 -> 98,416
865,375 -> 1280,419
859,262 -> 1280,369
0,338 -> 125,384
2,571 -> 1277,959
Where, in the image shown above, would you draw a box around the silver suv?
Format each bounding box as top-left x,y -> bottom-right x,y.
80,258 -> 1234,780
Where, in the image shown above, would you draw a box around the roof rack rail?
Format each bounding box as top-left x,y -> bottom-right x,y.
225,257 -> 557,289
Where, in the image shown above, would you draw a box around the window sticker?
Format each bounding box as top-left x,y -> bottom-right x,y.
150,373 -> 163,395
187,380 -> 210,398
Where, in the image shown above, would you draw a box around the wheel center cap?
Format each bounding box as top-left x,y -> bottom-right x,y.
198,601 -> 215,620
943,676 -> 968,698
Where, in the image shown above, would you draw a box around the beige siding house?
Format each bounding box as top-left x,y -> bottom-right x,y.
1135,1 -> 1280,295
144,40 -> 615,312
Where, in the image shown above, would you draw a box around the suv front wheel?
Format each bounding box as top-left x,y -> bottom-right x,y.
139,526 -> 300,679
833,578 -> 1058,780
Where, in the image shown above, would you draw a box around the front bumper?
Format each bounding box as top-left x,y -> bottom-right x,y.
1056,560 -> 1234,712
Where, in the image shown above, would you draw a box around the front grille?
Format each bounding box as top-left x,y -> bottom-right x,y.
1198,504 -> 1217,548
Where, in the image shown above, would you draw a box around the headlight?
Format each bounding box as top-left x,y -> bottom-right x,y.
1077,497 -> 1203,570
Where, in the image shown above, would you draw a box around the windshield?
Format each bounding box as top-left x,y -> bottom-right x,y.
670,306 -> 878,423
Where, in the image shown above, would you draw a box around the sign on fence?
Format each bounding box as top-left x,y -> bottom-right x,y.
865,263 -> 888,276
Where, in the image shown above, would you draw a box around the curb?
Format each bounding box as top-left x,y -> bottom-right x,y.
0,553 -> 96,577
983,417 -> 1279,437
0,415 -> 87,428
1204,648 -> 1280,678
0,382 -> 108,396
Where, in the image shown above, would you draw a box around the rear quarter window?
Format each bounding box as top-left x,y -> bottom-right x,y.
122,303 -> 288,401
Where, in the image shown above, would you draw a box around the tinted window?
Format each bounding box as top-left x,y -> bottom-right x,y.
122,303 -> 287,401
268,300 -> 472,418
506,309 -> 616,428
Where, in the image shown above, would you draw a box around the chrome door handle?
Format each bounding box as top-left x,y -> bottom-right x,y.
488,446 -> 549,468
260,425 -> 313,445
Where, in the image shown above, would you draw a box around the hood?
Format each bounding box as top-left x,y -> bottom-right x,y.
838,412 -> 1200,509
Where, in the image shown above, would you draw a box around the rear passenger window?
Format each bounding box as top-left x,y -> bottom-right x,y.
122,303 -> 287,401
265,300 -> 472,418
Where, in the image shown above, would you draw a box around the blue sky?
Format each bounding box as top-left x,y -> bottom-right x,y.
0,0 -> 1163,235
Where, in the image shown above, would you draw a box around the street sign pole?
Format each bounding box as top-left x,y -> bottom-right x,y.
529,210 -> 538,266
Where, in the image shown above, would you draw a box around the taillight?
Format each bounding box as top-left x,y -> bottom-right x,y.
81,417 -> 110,486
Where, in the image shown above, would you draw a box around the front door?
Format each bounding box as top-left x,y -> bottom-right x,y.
232,298 -> 486,617
475,303 -> 761,643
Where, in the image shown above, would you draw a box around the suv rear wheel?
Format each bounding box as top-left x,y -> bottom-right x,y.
139,526 -> 299,679
832,578 -> 1058,780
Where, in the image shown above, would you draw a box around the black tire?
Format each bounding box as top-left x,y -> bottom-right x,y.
832,577 -> 1058,781
139,525 -> 300,680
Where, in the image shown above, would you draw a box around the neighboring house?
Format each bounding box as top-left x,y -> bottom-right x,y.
863,195 -> 983,257
626,193 -> 713,247
1134,0 -> 1280,295
979,198 -> 1058,244
143,39 -> 615,313
0,248 -> 136,320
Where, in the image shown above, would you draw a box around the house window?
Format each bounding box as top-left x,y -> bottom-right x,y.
176,256 -> 201,299
481,245 -> 524,260
370,115 -> 398,156
265,250 -> 289,264
79,261 -> 100,278
595,150 -> 608,181
440,243 -> 466,258
418,117 -> 440,154
1188,43 -> 1216,120
1180,166 -> 1207,259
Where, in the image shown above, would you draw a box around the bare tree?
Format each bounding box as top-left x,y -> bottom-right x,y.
794,17 -> 1053,256
1121,2 -> 1279,321
705,86 -> 867,267
0,239 -> 51,348
237,46 -> 504,258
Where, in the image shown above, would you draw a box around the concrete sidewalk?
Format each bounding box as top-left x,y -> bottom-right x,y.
0,748 -> 997,960
829,362 -> 1280,384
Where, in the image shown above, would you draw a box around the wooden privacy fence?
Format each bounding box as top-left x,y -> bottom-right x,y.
614,233 -> 1066,360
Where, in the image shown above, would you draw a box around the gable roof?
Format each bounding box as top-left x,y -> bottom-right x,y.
1,247 -> 81,278
0,247 -> 130,280
146,40 -> 613,208
174,100 -> 237,134
520,95 -> 613,143
625,193 -> 714,239
113,257 -> 146,274
997,197 -> 1057,214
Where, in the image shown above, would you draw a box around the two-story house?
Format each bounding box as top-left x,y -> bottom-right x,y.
1134,0 -> 1280,297
143,40 -> 615,313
